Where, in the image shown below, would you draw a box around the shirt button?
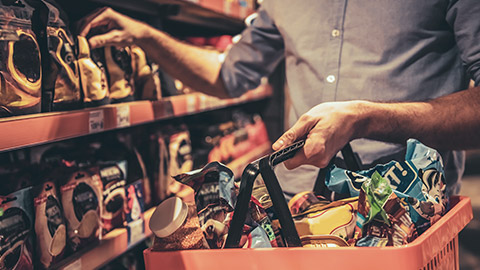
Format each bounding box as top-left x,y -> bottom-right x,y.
326,75 -> 336,83
331,29 -> 340,37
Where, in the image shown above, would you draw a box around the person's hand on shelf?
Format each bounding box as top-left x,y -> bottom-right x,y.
78,7 -> 153,49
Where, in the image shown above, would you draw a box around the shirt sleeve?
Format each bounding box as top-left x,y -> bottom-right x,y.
220,6 -> 285,97
446,0 -> 480,86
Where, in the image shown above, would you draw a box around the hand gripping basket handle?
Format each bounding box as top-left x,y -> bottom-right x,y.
224,140 -> 306,248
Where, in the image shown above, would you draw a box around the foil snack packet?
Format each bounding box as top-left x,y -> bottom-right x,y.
326,139 -> 447,234
354,172 -> 417,247
173,161 -> 236,248
0,187 -> 34,270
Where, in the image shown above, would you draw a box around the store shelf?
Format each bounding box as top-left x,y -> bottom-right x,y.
89,0 -> 251,33
0,85 -> 271,153
56,207 -> 155,270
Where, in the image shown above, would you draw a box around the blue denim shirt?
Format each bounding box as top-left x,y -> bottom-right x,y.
221,0 -> 480,196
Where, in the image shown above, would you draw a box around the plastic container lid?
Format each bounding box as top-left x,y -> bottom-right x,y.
149,197 -> 188,238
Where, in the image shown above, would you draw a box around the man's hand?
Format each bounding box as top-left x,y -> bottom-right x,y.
78,7 -> 153,49
272,101 -> 366,170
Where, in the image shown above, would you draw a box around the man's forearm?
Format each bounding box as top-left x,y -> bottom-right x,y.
358,86 -> 480,149
137,27 -> 229,98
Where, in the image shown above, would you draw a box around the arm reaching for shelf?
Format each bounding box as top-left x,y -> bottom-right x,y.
78,7 -> 229,98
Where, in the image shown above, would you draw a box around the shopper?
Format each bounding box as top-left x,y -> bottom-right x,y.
80,1 -> 480,197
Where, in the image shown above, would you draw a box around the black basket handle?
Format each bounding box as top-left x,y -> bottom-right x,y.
224,140 -> 360,248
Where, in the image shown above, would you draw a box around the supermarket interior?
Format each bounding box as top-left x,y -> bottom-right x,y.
0,0 -> 479,269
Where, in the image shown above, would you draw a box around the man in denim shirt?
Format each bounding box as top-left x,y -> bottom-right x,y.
80,0 -> 480,196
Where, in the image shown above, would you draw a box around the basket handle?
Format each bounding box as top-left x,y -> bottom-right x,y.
224,140 -> 360,248
224,140 -> 305,248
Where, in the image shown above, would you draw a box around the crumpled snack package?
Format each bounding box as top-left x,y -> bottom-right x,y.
326,139 -> 447,234
354,172 -> 417,246
174,162 -> 236,248
0,187 -> 34,270
34,181 -> 66,269
288,191 -> 358,244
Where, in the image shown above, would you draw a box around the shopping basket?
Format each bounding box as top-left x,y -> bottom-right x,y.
144,141 -> 473,270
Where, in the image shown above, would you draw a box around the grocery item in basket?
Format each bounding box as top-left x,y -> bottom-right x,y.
0,1 -> 41,117
41,0 -> 81,111
326,139 -> 447,234
290,194 -> 358,243
249,199 -> 278,247
96,163 -> 127,233
150,197 -> 209,251
300,235 -> 349,247
34,181 -> 66,269
77,36 -> 110,106
242,226 -> 272,248
60,168 -> 102,252
173,161 -> 235,248
105,46 -> 135,103
0,187 -> 34,270
354,172 -> 417,246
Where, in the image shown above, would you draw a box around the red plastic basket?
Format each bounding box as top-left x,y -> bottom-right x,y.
144,196 -> 472,270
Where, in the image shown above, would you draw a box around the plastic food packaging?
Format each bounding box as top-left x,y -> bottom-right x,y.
326,139 -> 447,234
34,180 -> 66,269
150,197 -> 209,251
300,235 -> 349,247
0,1 -> 41,117
131,45 -> 162,101
40,0 -> 81,111
77,36 -> 110,107
0,187 -> 34,270
59,168 -> 103,252
104,46 -> 135,103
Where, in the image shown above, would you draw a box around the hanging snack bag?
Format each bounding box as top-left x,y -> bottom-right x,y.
0,1 -> 41,117
168,129 -> 194,195
326,139 -> 447,234
33,180 -> 66,269
0,187 -> 34,270
77,36 -> 110,107
104,46 -> 135,103
60,167 -> 102,252
125,180 -> 145,245
40,0 -> 81,111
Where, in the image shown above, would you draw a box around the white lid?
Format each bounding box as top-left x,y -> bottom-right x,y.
149,197 -> 188,238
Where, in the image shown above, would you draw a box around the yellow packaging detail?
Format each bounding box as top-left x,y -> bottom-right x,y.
77,36 -> 109,102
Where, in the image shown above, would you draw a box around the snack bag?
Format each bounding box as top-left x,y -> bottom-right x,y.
40,0 -> 81,111
96,163 -> 127,233
77,36 -> 110,107
354,172 -> 417,246
168,129 -> 194,195
104,46 -> 135,103
33,180 -> 66,269
0,1 -> 41,117
326,139 -> 447,234
0,187 -> 34,270
131,45 -> 161,101
288,191 -> 358,243
174,161 -> 236,248
59,168 -> 103,252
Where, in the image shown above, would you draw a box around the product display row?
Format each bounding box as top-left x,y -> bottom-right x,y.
0,110 -> 271,270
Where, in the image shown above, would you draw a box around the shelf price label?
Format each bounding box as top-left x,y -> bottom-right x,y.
116,105 -> 130,128
89,110 -> 104,133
